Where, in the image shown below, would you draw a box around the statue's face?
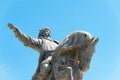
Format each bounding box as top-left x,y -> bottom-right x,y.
43,29 -> 51,37
38,28 -> 51,39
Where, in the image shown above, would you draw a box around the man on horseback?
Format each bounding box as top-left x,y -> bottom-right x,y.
8,23 -> 59,80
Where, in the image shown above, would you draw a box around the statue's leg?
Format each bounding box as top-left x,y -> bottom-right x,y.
37,61 -> 51,80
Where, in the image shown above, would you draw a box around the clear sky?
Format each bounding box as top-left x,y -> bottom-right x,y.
0,0 -> 120,80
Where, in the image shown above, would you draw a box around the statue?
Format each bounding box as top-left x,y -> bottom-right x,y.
8,23 -> 98,80
8,23 -> 59,80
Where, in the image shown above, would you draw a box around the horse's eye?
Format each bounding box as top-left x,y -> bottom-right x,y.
84,34 -> 87,37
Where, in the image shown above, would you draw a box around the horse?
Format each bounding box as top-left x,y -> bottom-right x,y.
46,31 -> 98,80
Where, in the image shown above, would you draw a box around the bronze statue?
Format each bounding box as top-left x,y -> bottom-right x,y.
8,23 -> 98,80
8,23 -> 59,80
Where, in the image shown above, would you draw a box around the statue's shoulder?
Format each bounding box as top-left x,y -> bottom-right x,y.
41,38 -> 59,44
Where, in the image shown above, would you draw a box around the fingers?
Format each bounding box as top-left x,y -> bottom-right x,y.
8,23 -> 13,28
8,23 -> 17,31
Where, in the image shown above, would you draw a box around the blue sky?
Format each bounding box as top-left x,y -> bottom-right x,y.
0,0 -> 120,80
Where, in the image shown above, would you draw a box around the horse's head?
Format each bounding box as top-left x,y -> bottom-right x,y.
53,31 -> 98,72
77,31 -> 99,72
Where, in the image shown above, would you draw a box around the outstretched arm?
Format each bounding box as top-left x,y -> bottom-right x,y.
8,23 -> 41,52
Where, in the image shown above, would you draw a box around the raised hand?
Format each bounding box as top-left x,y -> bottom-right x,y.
8,23 -> 17,31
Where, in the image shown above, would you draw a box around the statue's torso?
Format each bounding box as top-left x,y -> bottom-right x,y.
41,38 -> 58,58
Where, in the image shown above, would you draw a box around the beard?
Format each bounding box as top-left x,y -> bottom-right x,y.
45,32 -> 50,37
41,32 -> 51,39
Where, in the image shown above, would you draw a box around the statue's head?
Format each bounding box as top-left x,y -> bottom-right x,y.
38,27 -> 51,39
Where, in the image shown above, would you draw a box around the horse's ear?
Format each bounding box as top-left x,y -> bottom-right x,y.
93,38 -> 99,46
